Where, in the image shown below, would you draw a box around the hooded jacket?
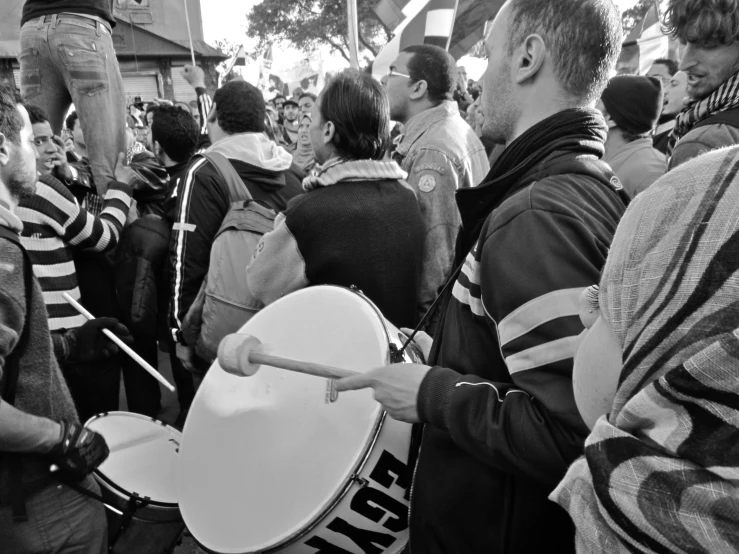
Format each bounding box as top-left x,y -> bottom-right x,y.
410,131 -> 626,553
169,133 -> 294,345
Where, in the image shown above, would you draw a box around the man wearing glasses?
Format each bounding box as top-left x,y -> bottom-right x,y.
384,45 -> 489,331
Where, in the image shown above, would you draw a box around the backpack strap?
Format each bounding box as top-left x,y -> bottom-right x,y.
201,151 -> 253,203
693,106 -> 739,131
0,226 -> 35,523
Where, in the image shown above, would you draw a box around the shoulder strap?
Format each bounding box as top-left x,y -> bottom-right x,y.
0,227 -> 34,405
693,106 -> 739,131
201,151 -> 253,202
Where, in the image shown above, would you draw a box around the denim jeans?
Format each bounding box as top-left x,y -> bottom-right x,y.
20,14 -> 127,196
0,475 -> 108,553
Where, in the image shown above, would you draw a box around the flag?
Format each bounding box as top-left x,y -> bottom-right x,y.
619,2 -> 670,75
374,0 -> 414,30
372,0 -> 459,80
448,0 -> 503,59
222,45 -> 247,76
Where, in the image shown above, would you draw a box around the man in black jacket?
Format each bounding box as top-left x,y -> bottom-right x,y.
337,0 -> 627,552
169,80 -> 295,373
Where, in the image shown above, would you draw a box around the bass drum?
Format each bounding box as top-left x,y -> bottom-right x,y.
177,286 -> 422,553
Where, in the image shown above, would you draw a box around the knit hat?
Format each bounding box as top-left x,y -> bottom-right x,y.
600,75 -> 663,135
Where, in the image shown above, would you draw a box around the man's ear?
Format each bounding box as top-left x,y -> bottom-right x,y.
409,79 -> 429,101
0,134 -> 10,167
513,34 -> 546,85
323,120 -> 337,146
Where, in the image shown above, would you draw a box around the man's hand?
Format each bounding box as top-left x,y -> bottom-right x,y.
114,152 -> 138,185
46,421 -> 109,479
176,343 -> 196,372
400,328 -> 433,361
181,65 -> 206,89
335,363 -> 432,423
67,317 -> 133,363
50,136 -> 74,181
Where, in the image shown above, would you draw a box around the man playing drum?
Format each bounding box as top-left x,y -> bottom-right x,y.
337,0 -> 628,552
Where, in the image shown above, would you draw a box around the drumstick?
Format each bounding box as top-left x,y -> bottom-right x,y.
218,334 -> 358,379
62,293 -> 176,392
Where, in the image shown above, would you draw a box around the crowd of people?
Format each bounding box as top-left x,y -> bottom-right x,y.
1,0 -> 739,551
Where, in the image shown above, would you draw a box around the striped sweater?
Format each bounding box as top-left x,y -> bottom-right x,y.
16,174 -> 132,331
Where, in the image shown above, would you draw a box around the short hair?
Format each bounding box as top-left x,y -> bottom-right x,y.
26,104 -> 49,125
212,81 -> 265,134
318,70 -> 390,160
651,58 -> 678,76
273,94 -> 286,103
663,0 -> 739,46
402,44 -> 457,103
506,0 -> 622,103
299,92 -> 317,103
151,104 -> 199,163
66,110 -> 79,131
0,84 -> 23,144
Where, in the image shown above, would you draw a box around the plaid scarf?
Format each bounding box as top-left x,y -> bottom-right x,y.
668,70 -> 739,153
302,158 -> 407,191
551,146 -> 739,553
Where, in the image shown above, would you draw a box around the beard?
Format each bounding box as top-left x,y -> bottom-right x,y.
482,61 -> 518,145
6,156 -> 37,200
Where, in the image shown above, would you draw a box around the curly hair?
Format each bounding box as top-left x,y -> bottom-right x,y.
663,0 -> 739,45
150,104 -> 199,163
0,84 -> 23,145
212,80 -> 265,135
25,104 -> 49,125
403,44 -> 457,104
318,70 -> 390,160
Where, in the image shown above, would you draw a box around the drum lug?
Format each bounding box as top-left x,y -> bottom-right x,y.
351,475 -> 370,488
389,343 -> 405,364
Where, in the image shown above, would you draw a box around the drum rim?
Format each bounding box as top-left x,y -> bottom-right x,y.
86,411 -> 182,509
255,287 -> 400,552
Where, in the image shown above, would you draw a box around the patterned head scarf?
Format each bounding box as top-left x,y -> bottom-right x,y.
552,146 -> 739,553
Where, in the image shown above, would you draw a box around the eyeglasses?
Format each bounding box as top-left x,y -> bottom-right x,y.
387,68 -> 412,79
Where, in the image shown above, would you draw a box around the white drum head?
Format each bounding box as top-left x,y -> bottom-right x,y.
86,412 -> 181,505
178,287 -> 389,553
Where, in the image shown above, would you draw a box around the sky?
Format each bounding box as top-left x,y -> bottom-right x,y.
200,0 -> 643,77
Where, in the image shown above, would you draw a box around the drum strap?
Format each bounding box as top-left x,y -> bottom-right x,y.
397,261 -> 464,358
52,473 -> 152,548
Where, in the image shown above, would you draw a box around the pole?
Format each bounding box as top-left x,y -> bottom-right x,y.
183,0 -> 197,67
347,0 -> 360,69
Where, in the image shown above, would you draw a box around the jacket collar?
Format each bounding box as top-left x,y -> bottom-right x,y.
207,133 -> 293,173
396,101 -> 460,157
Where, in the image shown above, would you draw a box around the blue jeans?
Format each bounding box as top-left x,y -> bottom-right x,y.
0,476 -> 108,553
20,14 -> 127,196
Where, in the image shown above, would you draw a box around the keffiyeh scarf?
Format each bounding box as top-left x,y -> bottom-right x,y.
302,158 -> 407,191
552,146 -> 739,553
668,70 -> 739,153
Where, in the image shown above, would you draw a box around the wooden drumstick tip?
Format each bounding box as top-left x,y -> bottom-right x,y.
218,334 -> 263,377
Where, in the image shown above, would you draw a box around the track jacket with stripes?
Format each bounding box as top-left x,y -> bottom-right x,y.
410,146 -> 627,553
168,134 -> 297,346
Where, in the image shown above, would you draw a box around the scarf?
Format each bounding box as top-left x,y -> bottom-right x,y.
552,145 -> 739,553
293,141 -> 316,174
455,108 -> 608,252
668,70 -> 739,153
302,158 -> 407,191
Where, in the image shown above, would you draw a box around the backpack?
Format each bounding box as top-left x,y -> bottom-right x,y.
181,151 -> 276,368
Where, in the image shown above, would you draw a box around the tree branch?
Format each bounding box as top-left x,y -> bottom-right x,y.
357,27 -> 378,56
325,36 -> 350,62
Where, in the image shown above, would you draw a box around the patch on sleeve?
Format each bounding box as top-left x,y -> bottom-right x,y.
414,163 -> 446,175
418,173 -> 437,193
0,262 -> 15,273
173,222 -> 196,232
609,175 -> 623,191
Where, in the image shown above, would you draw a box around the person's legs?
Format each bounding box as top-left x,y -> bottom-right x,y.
0,476 -> 108,554
167,335 -> 195,427
46,16 -> 127,195
62,359 -> 121,424
20,19 -> 73,133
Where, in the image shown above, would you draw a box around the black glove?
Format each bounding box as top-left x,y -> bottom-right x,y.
47,421 -> 110,479
66,317 -> 133,363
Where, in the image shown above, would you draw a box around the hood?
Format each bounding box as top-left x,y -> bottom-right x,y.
207,133 -> 293,173
0,200 -> 22,233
